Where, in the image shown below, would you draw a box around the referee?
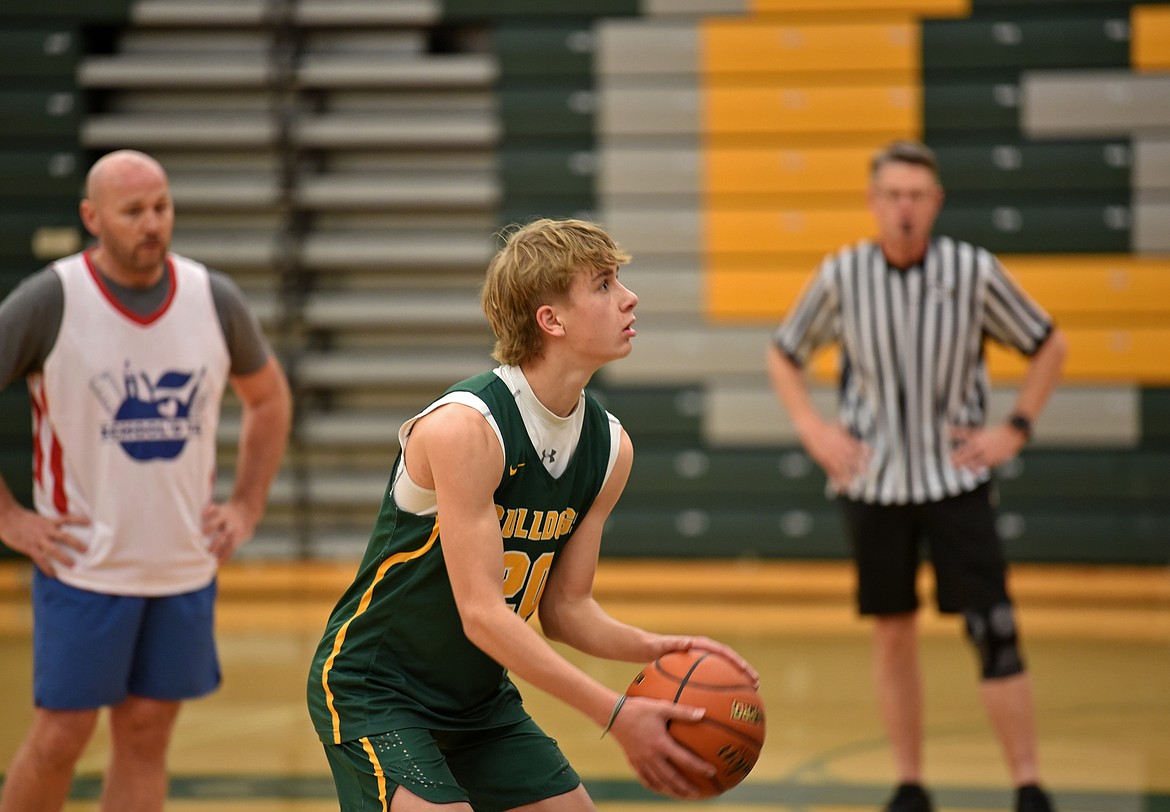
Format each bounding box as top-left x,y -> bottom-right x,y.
767,140 -> 1067,812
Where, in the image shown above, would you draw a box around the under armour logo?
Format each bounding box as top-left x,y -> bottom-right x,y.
541,449 -> 557,464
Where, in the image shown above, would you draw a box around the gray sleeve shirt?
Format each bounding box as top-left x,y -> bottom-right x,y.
0,262 -> 272,391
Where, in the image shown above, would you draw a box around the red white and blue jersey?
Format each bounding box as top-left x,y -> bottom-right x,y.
29,250 -> 230,596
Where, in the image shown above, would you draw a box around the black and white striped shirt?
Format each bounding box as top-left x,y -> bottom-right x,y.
773,236 -> 1053,505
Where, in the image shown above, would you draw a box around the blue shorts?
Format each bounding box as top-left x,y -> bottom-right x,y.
32,570 -> 221,710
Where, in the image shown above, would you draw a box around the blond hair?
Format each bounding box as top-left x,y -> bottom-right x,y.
482,218 -> 631,365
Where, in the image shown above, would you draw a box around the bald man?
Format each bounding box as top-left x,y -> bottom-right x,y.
0,150 -> 292,811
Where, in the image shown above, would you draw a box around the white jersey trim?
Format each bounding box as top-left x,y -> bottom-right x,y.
391,366 -> 621,517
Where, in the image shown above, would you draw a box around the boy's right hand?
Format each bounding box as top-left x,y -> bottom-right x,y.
608,694 -> 713,800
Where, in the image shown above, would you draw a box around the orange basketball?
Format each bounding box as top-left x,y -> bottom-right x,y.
625,649 -> 765,798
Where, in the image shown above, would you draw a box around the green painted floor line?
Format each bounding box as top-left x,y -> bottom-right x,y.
17,775 -> 1165,810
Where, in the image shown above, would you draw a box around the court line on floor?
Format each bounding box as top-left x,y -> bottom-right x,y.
10,775 -> 1161,810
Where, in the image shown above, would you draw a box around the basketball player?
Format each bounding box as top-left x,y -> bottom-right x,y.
0,149 -> 291,811
307,218 -> 758,811
767,140 -> 1066,812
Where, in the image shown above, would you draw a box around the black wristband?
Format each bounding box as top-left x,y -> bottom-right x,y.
1008,413 -> 1032,441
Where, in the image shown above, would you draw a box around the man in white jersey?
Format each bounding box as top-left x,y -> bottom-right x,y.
767,141 -> 1067,812
0,149 -> 291,811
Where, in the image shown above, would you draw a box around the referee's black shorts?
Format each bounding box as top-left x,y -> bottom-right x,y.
838,482 -> 1010,616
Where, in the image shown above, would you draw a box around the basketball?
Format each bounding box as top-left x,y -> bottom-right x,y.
625,649 -> 765,798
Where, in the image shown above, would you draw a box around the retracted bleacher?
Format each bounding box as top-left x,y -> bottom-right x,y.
3,0 -> 1166,561
593,0 -> 1170,564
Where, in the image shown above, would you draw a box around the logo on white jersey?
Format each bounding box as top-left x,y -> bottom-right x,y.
91,361 -> 208,461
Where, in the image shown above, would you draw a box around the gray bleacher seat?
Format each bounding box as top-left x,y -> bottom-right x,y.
1021,70 -> 1170,137
620,263 -> 702,316
249,528 -> 370,559
596,19 -> 699,76
641,0 -> 748,15
1134,138 -> 1170,191
298,54 -> 497,89
304,29 -> 426,57
238,290 -> 279,327
300,232 -> 492,270
168,172 -> 282,209
79,30 -> 276,88
1133,197 -> 1170,253
305,471 -> 390,509
597,86 -> 702,139
143,151 -> 286,218
599,208 -> 702,255
292,149 -> 498,212
168,229 -> 283,269
130,0 -> 268,26
79,55 -> 274,89
598,148 -> 700,198
286,0 -> 504,562
705,384 -> 1141,449
302,290 -> 485,330
82,113 -> 278,149
215,471 -> 297,509
297,348 -> 494,389
293,0 -> 440,27
999,386 -> 1141,447
442,0 -> 637,20
299,411 -> 409,447
705,385 -> 839,447
82,86 -> 281,149
295,172 -> 498,210
294,111 -> 499,150
602,323 -> 772,385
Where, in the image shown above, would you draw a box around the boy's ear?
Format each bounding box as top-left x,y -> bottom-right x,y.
535,303 -> 565,338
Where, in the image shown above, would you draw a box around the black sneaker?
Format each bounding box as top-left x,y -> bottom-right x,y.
883,783 -> 934,812
1016,784 -> 1055,812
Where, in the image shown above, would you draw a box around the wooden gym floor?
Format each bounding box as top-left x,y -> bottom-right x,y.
0,559 -> 1167,811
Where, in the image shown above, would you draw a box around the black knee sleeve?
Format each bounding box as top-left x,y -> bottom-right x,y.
963,603 -> 1025,680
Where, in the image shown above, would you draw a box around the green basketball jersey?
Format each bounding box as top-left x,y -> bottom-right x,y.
307,371 -> 614,744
